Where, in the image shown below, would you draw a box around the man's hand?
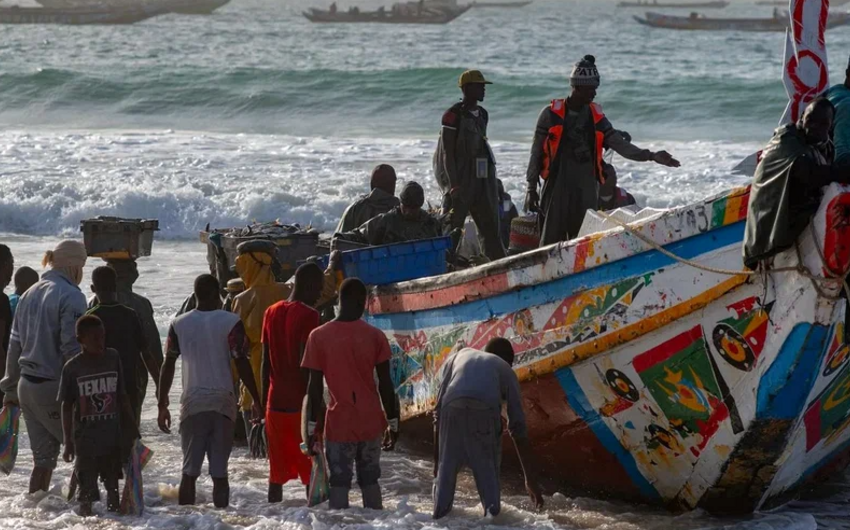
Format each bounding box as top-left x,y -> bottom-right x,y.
449,187 -> 465,210
652,151 -> 681,168
382,427 -> 399,451
524,187 -> 540,214
2,397 -> 17,408
526,480 -> 544,510
157,405 -> 171,434
63,440 -> 75,463
251,403 -> 263,424
328,250 -> 343,271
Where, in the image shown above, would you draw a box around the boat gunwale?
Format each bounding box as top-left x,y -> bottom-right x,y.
368,186 -> 751,315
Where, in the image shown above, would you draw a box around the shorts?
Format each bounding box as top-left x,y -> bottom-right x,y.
325,437 -> 382,489
266,410 -> 311,486
76,454 -> 122,503
180,411 -> 235,479
18,377 -> 63,470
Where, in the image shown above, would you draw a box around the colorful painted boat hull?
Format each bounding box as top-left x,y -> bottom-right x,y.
368,185 -> 850,513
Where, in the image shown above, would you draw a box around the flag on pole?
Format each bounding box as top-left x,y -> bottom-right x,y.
780,0 -> 831,125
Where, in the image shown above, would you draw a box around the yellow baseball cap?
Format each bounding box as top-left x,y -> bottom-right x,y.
458,69 -> 493,88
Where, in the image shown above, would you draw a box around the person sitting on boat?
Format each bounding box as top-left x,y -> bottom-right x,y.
330,1 -> 337,13
598,164 -> 637,211
598,130 -> 638,211
334,182 -> 443,247
744,98 -> 850,270
826,55 -> 850,169
336,164 -> 400,234
432,338 -> 544,519
524,55 -> 680,246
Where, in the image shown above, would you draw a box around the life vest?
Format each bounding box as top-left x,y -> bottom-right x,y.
540,99 -> 606,183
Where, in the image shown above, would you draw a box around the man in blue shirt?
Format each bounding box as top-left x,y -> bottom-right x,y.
826,56 -> 850,166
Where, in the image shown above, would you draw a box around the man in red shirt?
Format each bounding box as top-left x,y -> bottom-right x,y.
302,278 -> 399,510
261,263 -> 326,503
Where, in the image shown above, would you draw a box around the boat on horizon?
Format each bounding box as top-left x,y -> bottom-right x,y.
303,3 -> 470,23
0,3 -> 163,23
33,0 -> 230,15
634,10 -> 850,31
618,0 -> 729,8
470,0 -> 532,7
373,184 -> 850,513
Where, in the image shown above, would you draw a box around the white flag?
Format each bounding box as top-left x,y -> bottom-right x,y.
780,0 -> 831,125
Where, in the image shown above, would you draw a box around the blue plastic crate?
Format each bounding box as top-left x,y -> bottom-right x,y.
339,235 -> 452,285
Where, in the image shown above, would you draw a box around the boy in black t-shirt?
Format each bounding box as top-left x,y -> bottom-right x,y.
60,315 -> 136,516
87,266 -> 161,426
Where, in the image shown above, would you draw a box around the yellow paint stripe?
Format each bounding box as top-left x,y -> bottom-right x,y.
724,194 -> 744,225
515,275 -> 749,383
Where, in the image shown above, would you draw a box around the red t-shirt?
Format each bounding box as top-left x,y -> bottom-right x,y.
301,319 -> 392,443
262,300 -> 320,412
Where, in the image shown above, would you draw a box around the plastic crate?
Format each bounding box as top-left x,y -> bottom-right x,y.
202,231 -> 324,284
80,217 -> 159,260
339,235 -> 451,285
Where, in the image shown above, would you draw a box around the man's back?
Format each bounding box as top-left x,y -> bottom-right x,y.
13,270 -> 87,380
87,302 -> 146,399
169,309 -> 242,405
263,300 -> 319,412
436,348 -> 526,438
336,189 -> 400,234
301,319 -> 391,442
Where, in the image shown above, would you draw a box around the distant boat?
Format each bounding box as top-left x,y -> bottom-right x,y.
618,1 -> 729,8
303,4 -> 470,23
0,4 -> 162,23
471,0 -> 532,7
35,0 -> 230,14
634,10 -> 850,30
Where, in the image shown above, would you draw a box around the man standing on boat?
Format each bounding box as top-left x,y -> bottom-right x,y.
434,69 -> 506,261
826,56 -> 850,169
524,55 -> 680,245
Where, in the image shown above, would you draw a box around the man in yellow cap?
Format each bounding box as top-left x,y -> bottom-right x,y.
434,70 -> 506,262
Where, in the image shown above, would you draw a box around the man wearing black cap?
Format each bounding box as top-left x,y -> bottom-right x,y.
525,55 -> 680,245
335,182 -> 442,246
336,165 -> 400,234
434,69 -> 506,261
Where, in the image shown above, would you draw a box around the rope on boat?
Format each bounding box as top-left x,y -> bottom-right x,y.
594,210 -> 850,301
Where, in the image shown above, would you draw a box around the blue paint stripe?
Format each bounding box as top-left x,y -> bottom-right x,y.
756,324 -> 828,420
368,222 -> 745,331
555,367 -> 661,500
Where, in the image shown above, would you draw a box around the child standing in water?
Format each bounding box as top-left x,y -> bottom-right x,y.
59,315 -> 135,516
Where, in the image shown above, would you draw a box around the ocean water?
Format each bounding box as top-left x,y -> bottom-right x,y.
2,0 -> 850,527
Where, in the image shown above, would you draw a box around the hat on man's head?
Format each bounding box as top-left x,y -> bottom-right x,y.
570,55 -> 600,88
400,182 -> 425,209
458,70 -> 493,88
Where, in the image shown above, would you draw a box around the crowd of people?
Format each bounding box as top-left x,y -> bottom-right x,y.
4,52 -> 850,522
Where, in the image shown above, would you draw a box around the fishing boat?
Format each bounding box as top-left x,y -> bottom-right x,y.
618,1 -> 729,8
34,0 -> 230,15
470,0 -> 533,7
0,3 -> 163,23
372,184 -> 850,513
303,4 -> 470,23
634,10 -> 850,31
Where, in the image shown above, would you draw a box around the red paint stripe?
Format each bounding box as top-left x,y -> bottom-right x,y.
805,400 -> 823,451
574,240 -> 590,273
368,272 -> 511,314
632,325 -> 703,373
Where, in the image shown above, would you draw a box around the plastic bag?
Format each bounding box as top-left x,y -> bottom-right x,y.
249,421 -> 267,459
120,441 -> 153,516
306,439 -> 330,507
0,405 -> 21,475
